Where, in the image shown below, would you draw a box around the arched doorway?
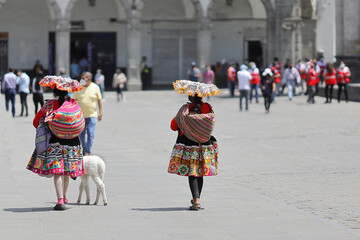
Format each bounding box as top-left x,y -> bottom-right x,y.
0,0 -> 54,77
141,0 -> 198,86
208,0 -> 267,68
69,0 -> 126,89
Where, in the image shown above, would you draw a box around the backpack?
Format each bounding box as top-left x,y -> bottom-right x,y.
35,118 -> 51,154
45,99 -> 85,139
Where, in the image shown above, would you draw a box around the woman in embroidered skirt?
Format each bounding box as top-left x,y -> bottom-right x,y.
168,80 -> 220,210
27,76 -> 85,211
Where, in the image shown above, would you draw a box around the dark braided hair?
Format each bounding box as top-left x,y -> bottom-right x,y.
188,94 -> 203,114
53,88 -> 68,106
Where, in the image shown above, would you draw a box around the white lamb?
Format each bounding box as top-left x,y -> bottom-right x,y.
77,155 -> 108,206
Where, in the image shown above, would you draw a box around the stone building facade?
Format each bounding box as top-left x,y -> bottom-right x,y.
0,0 -> 358,89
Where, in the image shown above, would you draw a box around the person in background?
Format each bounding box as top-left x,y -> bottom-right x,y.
270,57 -> 285,95
2,68 -> 17,117
140,56 -> 151,90
227,63 -> 237,97
214,61 -> 222,87
220,59 -> 228,88
313,59 -> 321,95
296,59 -> 307,95
95,69 -> 105,99
73,72 -> 102,156
248,62 -> 260,103
318,57 -> 326,85
31,71 -> 44,114
78,57 -> 88,74
270,66 -> 280,102
282,63 -> 300,101
17,70 -> 30,117
323,62 -> 336,103
237,64 -> 252,111
33,60 -> 44,75
112,68 -> 127,102
260,68 -> 275,113
70,59 -> 80,80
306,63 -> 317,104
203,65 -> 215,84
187,62 -> 201,82
337,61 -> 351,103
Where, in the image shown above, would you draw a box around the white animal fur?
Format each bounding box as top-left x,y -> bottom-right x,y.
77,155 -> 108,206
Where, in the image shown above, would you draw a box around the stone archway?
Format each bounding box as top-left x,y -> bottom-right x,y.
47,0 -> 62,19
207,0 -> 270,67
139,0 -> 202,85
0,0 -> 55,72
64,0 -> 128,19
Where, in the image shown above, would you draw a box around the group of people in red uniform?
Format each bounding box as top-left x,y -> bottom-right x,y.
272,57 -> 351,104
226,57 -> 352,106
297,59 -> 351,103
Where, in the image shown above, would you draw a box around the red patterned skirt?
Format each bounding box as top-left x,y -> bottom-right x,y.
168,134 -> 218,177
27,142 -> 85,178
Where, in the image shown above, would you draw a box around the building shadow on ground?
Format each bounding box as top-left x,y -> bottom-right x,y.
131,207 -> 189,212
3,207 -> 53,213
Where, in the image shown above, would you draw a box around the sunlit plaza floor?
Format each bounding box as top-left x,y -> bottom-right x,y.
0,89 -> 359,240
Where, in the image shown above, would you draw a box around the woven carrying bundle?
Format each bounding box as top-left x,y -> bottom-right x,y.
175,103 -> 215,143
45,99 -> 85,139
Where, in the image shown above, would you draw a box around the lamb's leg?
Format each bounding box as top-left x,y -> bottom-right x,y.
77,177 -> 84,204
83,176 -> 90,205
94,185 -> 100,206
91,175 -> 107,206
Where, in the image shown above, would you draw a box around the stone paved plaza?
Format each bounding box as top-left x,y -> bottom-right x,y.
0,90 -> 359,240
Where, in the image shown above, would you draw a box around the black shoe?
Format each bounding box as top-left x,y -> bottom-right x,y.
53,203 -> 66,211
189,203 -> 201,211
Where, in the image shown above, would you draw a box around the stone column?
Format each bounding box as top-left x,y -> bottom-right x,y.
282,20 -> 304,65
55,18 -> 70,75
126,10 -> 142,91
265,15 -> 276,66
197,17 -> 212,81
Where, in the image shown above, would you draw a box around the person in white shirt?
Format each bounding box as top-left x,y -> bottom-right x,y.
31,72 -> 44,114
112,68 -> 127,102
282,64 -> 300,100
237,64 -> 252,111
95,69 -> 105,99
16,70 -> 30,116
2,68 -> 17,117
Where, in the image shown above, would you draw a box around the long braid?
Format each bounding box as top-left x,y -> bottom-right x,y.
53,88 -> 68,106
188,94 -> 203,113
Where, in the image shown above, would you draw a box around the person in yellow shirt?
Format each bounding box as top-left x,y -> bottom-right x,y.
73,72 -> 103,155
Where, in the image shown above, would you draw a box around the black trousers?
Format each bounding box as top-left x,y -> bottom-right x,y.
188,176 -> 203,199
337,83 -> 349,102
5,89 -> 16,117
33,93 -> 44,114
307,86 -> 315,103
19,92 -> 28,116
325,85 -> 334,102
264,94 -> 271,110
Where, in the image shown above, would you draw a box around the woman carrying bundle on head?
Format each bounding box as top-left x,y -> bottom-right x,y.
26,76 -> 85,211
168,80 -> 220,211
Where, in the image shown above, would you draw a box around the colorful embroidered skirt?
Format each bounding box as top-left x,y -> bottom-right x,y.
168,135 -> 218,177
27,142 -> 85,178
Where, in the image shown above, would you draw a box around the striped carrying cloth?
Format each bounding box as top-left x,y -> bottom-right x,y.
45,99 -> 85,139
175,103 -> 215,143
